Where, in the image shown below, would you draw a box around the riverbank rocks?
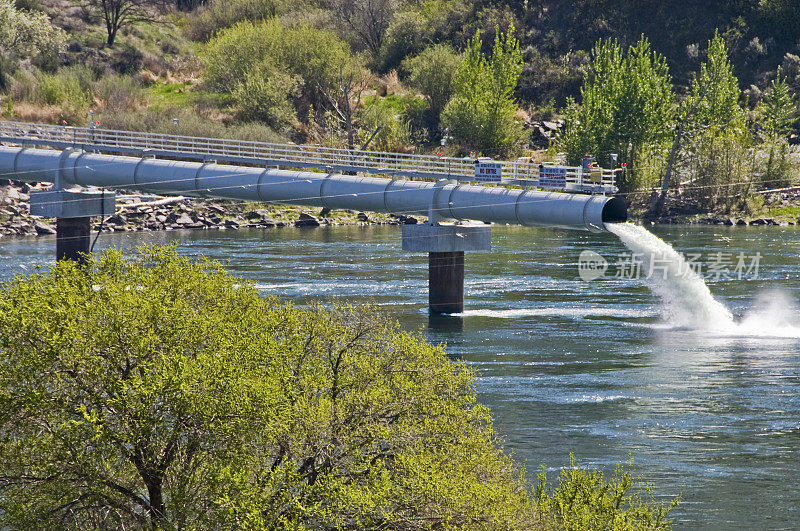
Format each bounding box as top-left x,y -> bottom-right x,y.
34,221 -> 56,235
393,214 -> 418,224
527,119 -> 564,148
295,212 -> 321,227
749,218 -> 779,226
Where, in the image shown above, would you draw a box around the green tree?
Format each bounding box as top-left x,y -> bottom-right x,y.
0,246 -> 530,529
687,32 -> 743,133
441,26 -> 526,157
559,36 -> 674,192
756,68 -> 798,188
677,32 -> 750,210
759,68 -> 797,140
404,44 -> 462,121
651,31 -> 745,216
203,20 -> 355,121
0,0 -> 65,88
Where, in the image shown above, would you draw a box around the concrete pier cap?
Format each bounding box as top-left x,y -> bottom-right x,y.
30,189 -> 116,219
401,222 -> 492,253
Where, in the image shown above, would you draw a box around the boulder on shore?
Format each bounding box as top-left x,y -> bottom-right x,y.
295,212 -> 320,227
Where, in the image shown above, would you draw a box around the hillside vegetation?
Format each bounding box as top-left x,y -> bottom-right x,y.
1,0 -> 799,215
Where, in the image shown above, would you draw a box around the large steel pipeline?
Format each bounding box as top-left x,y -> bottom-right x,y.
0,146 -> 627,232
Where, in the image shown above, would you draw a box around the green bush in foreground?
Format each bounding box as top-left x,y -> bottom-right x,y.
0,246 -> 528,529
534,455 -> 678,530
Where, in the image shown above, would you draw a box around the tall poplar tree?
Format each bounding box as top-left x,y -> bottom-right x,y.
441,26 -> 526,157
559,36 -> 674,192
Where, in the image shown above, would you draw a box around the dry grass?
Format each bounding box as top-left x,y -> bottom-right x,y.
377,70 -> 405,97
516,150 -> 552,164
6,102 -> 65,124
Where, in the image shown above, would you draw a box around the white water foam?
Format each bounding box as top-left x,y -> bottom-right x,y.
735,289 -> 800,338
607,222 -> 800,338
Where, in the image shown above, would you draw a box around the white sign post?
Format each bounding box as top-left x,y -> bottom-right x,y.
474,160 -> 502,182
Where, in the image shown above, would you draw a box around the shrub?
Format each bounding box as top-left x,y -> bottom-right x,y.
684,127 -> 756,212
203,20 -> 353,118
756,69 -> 798,189
9,70 -> 37,102
233,65 -> 298,129
357,98 -> 412,152
36,65 -> 94,110
534,455 -> 678,530
403,44 -> 462,119
12,0 -> 44,11
0,54 -> 16,91
30,42 -> 60,73
111,44 -> 144,75
183,0 -> 281,41
0,246 -> 531,529
0,0 -> 66,61
95,74 -> 145,112
378,10 -> 430,72
98,106 -> 287,143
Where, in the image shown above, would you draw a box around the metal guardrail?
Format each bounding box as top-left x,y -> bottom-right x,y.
0,120 -> 617,193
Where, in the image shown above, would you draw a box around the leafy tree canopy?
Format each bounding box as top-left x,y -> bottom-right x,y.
558,36 -> 674,191
688,31 -> 744,134
441,26 -> 526,157
0,246 -> 529,529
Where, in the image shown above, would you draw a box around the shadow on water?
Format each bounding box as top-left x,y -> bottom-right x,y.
427,312 -> 464,333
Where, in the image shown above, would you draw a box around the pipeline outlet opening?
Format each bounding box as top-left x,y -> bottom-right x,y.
601,197 -> 628,224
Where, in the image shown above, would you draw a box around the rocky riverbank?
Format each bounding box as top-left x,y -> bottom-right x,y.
0,182 -> 421,238
630,188 -> 800,227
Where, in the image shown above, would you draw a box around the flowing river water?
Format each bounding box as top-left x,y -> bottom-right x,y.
2,223 -> 800,529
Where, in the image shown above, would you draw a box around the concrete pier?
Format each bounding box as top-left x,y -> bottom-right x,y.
429,251 -> 465,314
403,222 -> 491,314
56,217 -> 91,264
30,188 -> 115,264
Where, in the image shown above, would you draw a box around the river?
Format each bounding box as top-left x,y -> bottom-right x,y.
2,223 -> 799,529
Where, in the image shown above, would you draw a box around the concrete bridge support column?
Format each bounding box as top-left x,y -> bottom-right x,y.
402,223 -> 491,314
30,189 -> 115,264
428,251 -> 465,314
56,217 -> 92,264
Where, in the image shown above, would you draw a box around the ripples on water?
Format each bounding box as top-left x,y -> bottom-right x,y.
2,224 -> 799,529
